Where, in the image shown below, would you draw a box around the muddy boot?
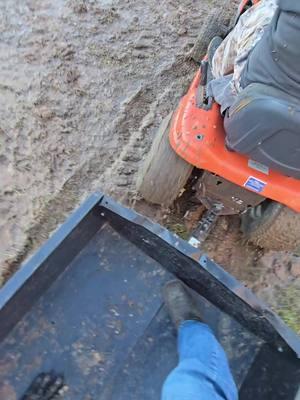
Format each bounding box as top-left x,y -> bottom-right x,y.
163,280 -> 203,329
21,372 -> 66,400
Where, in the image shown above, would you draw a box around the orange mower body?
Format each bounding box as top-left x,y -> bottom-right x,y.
239,0 -> 260,12
169,71 -> 300,213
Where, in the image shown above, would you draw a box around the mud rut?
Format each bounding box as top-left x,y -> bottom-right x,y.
0,0 -> 299,331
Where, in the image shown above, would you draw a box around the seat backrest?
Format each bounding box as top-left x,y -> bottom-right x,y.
224,83 -> 300,179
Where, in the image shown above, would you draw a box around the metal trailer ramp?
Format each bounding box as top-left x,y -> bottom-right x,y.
0,193 -> 299,399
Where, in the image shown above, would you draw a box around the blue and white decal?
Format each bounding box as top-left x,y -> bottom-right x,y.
244,176 -> 266,193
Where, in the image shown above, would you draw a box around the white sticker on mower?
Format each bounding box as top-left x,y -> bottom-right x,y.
248,159 -> 269,175
188,237 -> 200,249
244,177 -> 266,193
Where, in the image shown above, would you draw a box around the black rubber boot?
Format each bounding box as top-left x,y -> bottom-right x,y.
21,372 -> 66,400
163,280 -> 203,329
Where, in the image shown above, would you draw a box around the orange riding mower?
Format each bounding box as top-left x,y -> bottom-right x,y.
137,0 -> 300,252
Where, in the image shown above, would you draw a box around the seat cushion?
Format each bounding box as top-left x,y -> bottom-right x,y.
224,83 -> 300,179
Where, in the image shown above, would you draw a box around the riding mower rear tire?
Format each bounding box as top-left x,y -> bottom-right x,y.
136,112 -> 193,207
241,202 -> 300,252
189,13 -> 230,64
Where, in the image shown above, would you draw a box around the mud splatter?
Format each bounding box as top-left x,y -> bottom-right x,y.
71,341 -> 107,376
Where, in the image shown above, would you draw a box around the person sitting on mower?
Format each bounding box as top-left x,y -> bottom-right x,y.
210,0 -> 300,113
209,0 -> 278,113
210,0 -> 300,179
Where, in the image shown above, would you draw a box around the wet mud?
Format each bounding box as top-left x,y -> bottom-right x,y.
0,0 -> 235,282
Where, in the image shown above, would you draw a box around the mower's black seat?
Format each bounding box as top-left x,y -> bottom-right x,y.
224,83 -> 300,179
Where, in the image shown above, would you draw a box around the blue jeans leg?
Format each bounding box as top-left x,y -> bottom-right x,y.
162,321 -> 238,400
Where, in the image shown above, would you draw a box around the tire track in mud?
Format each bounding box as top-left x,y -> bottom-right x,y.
3,55 -> 196,280
99,56 -> 195,198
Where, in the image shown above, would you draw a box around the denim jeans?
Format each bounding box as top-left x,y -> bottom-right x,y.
162,321 -> 238,400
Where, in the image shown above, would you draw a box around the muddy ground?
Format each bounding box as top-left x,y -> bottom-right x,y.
0,0 -> 235,277
0,0 -> 299,330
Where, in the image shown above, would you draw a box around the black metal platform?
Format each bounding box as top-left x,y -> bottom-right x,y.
0,194 -> 299,399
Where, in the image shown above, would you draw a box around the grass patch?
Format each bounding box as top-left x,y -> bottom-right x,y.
276,283 -> 300,335
166,222 -> 190,240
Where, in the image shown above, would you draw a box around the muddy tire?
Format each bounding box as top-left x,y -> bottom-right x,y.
137,112 -> 193,206
189,13 -> 229,64
241,202 -> 300,252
